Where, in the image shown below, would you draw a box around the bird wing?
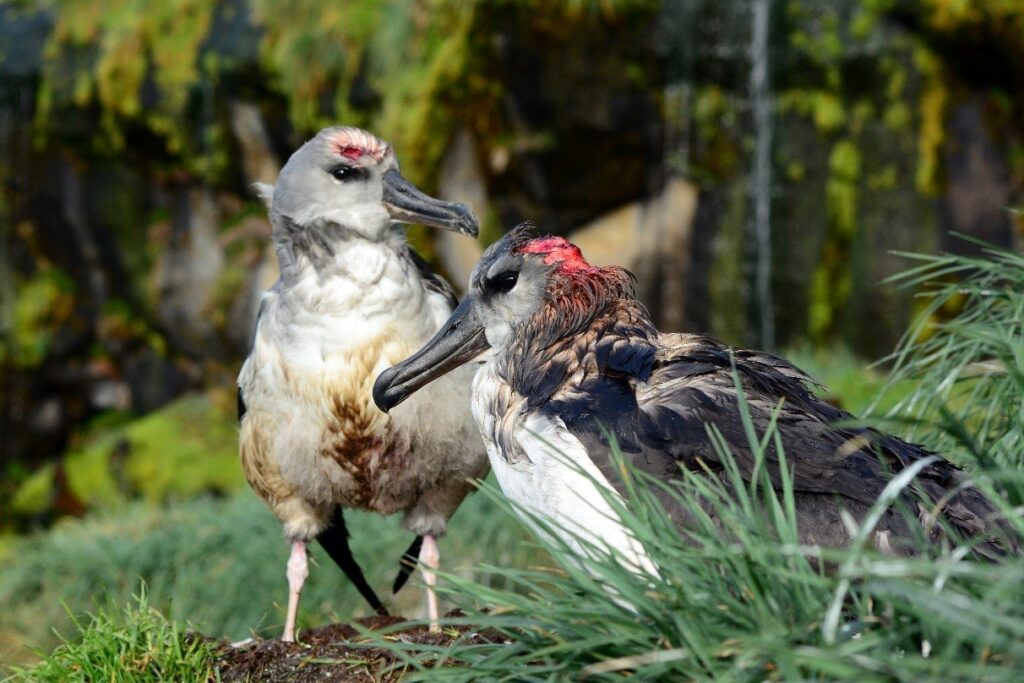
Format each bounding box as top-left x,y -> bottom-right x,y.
546,332 -> 1011,555
237,387 -> 247,422
406,245 -> 458,310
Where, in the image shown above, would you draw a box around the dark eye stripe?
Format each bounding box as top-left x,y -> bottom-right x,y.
329,165 -> 366,182
487,271 -> 518,294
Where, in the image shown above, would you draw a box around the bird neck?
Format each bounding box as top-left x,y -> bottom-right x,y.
271,212 -> 405,286
498,297 -> 657,408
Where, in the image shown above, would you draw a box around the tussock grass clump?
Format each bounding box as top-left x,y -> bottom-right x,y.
878,237 -> 1024,472
8,590 -> 214,682
371,423 -> 1024,681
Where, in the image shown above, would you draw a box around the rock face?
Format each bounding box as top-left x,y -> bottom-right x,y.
156,187 -> 225,355
2,0 -> 1024,520
480,3 -> 664,232
569,178 -> 697,333
941,100 -> 1015,254
436,128 -> 491,290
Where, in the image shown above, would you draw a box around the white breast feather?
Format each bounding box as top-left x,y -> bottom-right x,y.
470,370 -> 656,578
238,240 -> 485,534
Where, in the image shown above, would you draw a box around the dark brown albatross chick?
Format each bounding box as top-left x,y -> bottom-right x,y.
374,224 -> 1019,568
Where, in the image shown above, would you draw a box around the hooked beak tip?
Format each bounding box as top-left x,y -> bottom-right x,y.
373,366 -> 411,413
455,204 -> 479,237
381,169 -> 480,237
373,295 -> 489,413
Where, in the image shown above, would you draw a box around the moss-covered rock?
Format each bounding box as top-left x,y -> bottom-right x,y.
10,391 -> 243,522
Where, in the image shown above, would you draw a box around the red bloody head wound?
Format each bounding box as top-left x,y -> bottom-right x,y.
338,146 -> 365,161
328,128 -> 388,163
515,234 -> 634,318
518,237 -> 591,272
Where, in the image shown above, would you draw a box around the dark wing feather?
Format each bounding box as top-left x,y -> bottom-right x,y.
407,246 -> 458,309
549,332 -> 1014,557
237,387 -> 247,423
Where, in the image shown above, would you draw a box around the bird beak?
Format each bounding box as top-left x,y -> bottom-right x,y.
373,296 -> 490,412
382,169 -> 479,237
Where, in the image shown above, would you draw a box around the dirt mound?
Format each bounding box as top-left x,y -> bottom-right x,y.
209,613 -> 496,682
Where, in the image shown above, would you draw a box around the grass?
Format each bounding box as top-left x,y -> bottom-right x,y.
370,404 -> 1024,681
0,488 -> 536,670
874,237 -> 1024,475
6,589 -> 215,682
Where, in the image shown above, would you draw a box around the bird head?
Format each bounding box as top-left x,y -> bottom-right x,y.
374,223 -> 634,412
266,126 -> 478,240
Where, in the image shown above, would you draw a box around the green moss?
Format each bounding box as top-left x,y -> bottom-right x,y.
785,3 -> 844,88
5,267 -> 75,368
121,393 -> 242,500
377,2 -> 489,187
251,0 -> 495,173
913,46 -> 948,195
12,392 -> 245,518
777,0 -> 961,347
826,140 -> 862,231
690,85 -> 741,181
97,299 -> 152,347
37,0 -> 218,174
849,7 -> 879,40
64,444 -> 124,509
924,0 -> 1024,32
883,101 -> 912,131
867,163 -> 898,190
807,266 -> 834,342
809,139 -> 862,341
32,0 -> 506,199
9,464 -> 56,517
251,0 -> 381,132
777,90 -> 847,134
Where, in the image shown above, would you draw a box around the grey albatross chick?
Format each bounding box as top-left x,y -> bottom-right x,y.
375,225 -> 1017,571
238,127 -> 488,641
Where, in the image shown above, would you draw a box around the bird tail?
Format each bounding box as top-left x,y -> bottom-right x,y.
918,475 -> 1021,561
316,508 -> 389,615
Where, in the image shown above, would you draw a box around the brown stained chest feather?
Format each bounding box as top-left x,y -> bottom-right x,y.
323,391 -> 411,509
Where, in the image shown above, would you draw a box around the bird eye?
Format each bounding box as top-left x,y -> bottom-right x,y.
330,165 -> 359,182
491,271 -> 519,294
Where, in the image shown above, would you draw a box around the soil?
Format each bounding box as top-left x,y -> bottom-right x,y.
207,612 -> 500,682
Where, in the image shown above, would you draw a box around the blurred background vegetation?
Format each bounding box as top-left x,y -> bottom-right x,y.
1,0 -> 1023,670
